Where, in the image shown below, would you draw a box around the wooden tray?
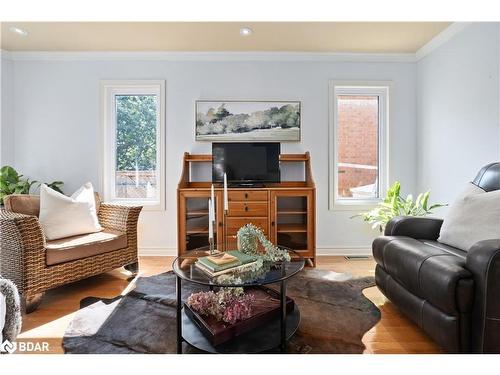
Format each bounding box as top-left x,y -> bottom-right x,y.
184,287 -> 295,346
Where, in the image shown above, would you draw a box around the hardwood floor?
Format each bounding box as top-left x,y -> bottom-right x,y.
17,256 -> 441,354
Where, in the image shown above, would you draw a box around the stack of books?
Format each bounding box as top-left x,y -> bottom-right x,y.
195,250 -> 257,277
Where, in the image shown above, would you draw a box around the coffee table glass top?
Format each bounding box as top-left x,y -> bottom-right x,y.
172,246 -> 305,287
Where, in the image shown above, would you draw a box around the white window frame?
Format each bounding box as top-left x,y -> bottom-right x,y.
328,80 -> 391,211
101,80 -> 166,211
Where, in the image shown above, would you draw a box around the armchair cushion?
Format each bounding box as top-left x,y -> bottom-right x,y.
4,192 -> 101,218
45,229 -> 127,266
4,194 -> 41,217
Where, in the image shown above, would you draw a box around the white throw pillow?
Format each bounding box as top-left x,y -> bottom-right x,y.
39,182 -> 103,240
438,182 -> 500,251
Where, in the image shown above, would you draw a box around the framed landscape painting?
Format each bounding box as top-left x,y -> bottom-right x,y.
195,100 -> 301,141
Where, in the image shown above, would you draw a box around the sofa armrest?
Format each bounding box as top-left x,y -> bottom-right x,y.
384,216 -> 444,240
465,239 -> 500,353
98,203 -> 142,235
0,210 -> 46,295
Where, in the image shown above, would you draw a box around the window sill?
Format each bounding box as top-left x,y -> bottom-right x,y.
330,200 -> 381,212
104,200 -> 165,212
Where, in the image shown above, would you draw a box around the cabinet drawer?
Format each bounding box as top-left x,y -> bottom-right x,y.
228,190 -> 268,202
228,201 -> 268,217
226,217 -> 268,236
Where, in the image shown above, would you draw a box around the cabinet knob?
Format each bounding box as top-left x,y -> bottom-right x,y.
245,193 -> 248,199
271,221 -> 275,226
218,222 -> 223,227
245,206 -> 249,211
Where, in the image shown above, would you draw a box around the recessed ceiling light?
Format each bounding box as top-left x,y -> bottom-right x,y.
239,27 -> 253,36
9,26 -> 29,37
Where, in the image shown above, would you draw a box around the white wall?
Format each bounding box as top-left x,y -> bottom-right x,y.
0,52 -> 15,166
6,55 -> 417,254
417,23 -> 500,208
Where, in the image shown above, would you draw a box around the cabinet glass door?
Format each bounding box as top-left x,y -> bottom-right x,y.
180,192 -> 221,252
271,190 -> 313,256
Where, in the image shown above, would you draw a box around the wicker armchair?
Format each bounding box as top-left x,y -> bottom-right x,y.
0,195 -> 142,313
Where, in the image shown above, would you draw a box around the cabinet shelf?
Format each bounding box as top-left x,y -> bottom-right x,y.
186,227 -> 209,234
277,209 -> 307,215
277,224 -> 307,233
186,210 -> 209,217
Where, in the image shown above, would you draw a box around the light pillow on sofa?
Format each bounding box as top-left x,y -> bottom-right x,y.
39,182 -> 102,240
438,182 -> 500,251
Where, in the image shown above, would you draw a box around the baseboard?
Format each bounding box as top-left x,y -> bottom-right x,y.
316,246 -> 372,256
139,246 -> 372,257
139,247 -> 177,256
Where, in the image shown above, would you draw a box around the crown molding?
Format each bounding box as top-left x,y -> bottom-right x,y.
416,22 -> 471,61
2,24 -> 472,63
5,50 -> 417,63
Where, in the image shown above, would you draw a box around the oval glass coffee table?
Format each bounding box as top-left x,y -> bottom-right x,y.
172,246 -> 305,354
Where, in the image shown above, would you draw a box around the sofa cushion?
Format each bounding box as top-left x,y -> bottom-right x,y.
45,229 -> 127,266
373,236 -> 474,314
4,192 -> 101,218
438,183 -> 500,251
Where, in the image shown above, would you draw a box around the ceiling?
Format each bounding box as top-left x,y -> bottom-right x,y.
1,22 -> 452,53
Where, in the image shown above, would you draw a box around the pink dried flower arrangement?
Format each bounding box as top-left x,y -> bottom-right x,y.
222,293 -> 254,324
186,291 -> 223,320
187,289 -> 255,324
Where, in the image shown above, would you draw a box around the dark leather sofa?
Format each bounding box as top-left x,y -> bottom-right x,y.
373,162 -> 500,353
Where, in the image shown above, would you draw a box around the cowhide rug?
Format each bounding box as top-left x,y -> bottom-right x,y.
62,269 -> 380,354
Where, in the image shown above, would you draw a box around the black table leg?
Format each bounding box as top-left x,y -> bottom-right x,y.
176,275 -> 182,354
280,279 -> 287,353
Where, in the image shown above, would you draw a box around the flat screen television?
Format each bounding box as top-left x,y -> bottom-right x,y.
212,143 -> 280,186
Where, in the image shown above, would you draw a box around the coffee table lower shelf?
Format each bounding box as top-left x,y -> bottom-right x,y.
181,305 -> 301,354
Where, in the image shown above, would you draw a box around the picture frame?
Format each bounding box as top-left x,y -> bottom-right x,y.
195,100 -> 301,142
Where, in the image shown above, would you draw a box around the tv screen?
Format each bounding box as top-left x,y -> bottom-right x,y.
212,143 -> 280,185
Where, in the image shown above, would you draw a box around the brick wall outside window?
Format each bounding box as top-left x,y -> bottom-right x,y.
337,95 -> 378,198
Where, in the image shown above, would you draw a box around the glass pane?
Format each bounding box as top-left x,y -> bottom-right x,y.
337,95 -> 379,199
186,197 -> 212,250
115,95 -> 158,200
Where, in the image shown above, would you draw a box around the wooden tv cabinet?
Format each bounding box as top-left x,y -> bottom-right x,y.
177,152 -> 316,266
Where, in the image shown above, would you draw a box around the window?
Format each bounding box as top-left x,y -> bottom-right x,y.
329,82 -> 389,209
101,80 -> 165,210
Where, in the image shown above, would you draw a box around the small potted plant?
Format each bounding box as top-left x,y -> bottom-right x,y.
0,165 -> 64,206
352,181 -> 447,232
